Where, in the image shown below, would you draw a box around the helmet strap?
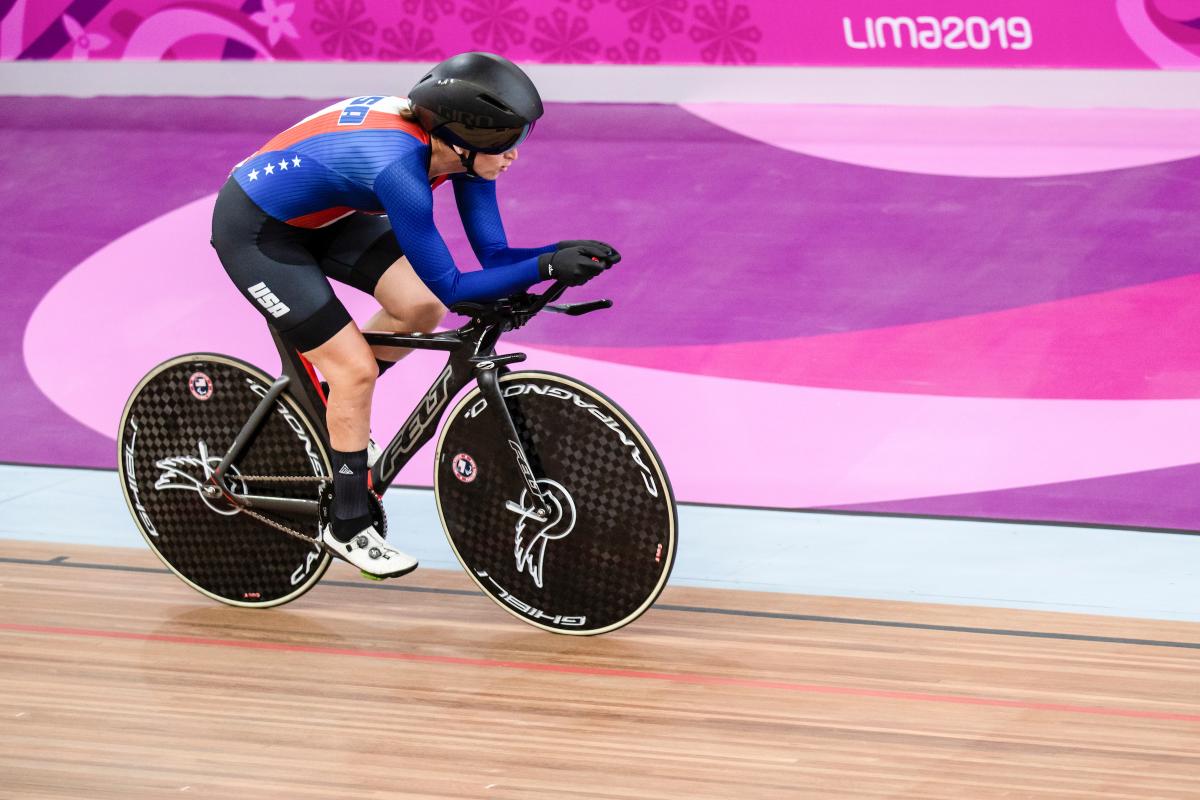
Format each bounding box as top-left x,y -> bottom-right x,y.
455,147 -> 480,178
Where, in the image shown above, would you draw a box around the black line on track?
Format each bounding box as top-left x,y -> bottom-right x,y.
4,460 -> 1199,536
772,506 -> 1200,538
1,556 -> 166,574
649,605 -> 1200,649
3,555 -> 1197,650
0,459 -> 117,473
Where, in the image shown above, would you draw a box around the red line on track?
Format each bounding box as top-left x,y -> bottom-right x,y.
3,622 -> 1198,723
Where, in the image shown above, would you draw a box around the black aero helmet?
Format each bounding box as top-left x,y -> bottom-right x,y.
409,52 -> 543,154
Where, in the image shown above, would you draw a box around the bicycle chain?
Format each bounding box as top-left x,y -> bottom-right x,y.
229,474 -> 330,544
239,505 -> 321,544
237,475 -> 330,484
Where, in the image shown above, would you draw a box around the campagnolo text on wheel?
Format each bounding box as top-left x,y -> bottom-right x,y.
117,51 -> 677,634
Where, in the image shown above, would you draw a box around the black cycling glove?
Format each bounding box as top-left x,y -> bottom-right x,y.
538,244 -> 611,286
556,239 -> 621,267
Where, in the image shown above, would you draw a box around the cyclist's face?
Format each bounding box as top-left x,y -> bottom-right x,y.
472,148 -> 519,181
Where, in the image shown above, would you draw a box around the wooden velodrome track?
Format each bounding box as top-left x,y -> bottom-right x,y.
2,538 -> 1198,799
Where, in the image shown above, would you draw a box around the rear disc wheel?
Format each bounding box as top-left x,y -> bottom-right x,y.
117,354 -> 331,607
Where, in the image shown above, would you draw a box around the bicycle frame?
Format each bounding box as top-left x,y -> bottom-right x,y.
210,282 -> 600,520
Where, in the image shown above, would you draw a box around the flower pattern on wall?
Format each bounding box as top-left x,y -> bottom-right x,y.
461,0 -> 529,52
557,0 -> 611,13
531,7 -> 600,61
61,14 -> 111,59
4,0 -> 1194,69
616,0 -> 686,43
379,19 -> 445,60
250,0 -> 299,46
311,0 -> 377,59
404,0 -> 457,25
690,0 -> 759,64
604,36 -> 659,63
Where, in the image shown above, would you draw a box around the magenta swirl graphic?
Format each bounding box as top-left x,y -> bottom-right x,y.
1117,0 -> 1200,66
1146,0 -> 1200,56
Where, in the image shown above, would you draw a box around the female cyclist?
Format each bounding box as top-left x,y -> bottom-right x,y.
210,52 -> 619,578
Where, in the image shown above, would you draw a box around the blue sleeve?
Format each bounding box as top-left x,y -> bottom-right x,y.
374,153 -> 543,306
452,174 -> 557,268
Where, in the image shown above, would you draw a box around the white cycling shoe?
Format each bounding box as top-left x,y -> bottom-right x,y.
320,522 -> 418,579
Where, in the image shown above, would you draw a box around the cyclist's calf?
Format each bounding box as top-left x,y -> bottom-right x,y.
301,322 -> 379,451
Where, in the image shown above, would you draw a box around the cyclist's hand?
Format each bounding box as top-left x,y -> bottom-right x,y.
556,239 -> 621,267
538,244 -> 611,286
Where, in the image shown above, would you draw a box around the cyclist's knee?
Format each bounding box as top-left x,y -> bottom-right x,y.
328,358 -> 379,395
408,301 -> 447,333
302,322 -> 376,386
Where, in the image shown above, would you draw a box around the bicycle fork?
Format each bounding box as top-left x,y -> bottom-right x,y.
473,358 -> 551,523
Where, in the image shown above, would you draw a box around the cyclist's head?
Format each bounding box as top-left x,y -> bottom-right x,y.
409,52 -> 543,155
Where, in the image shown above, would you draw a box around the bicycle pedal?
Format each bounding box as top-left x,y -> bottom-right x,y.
360,570 -> 385,582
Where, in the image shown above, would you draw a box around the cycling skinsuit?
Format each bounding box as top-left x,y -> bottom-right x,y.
210,95 -> 555,351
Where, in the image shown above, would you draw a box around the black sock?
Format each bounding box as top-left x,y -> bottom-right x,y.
330,448 -> 370,542
376,357 -> 398,377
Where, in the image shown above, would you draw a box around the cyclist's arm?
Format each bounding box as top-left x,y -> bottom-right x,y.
374,154 -> 544,305
452,174 -> 556,268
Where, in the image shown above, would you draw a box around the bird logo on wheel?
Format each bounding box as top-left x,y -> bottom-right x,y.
153,440 -> 245,516
505,479 -> 576,589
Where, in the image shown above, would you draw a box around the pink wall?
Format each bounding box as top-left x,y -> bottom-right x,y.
3,0 -> 1200,69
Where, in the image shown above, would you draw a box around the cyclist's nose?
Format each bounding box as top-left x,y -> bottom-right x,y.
506,148 -> 519,162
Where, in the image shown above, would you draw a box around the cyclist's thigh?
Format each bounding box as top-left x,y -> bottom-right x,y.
211,178 -> 352,352
372,254 -> 445,328
317,213 -> 444,324
315,212 -> 402,296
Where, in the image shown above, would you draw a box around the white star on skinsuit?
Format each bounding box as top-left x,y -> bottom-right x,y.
247,169 -> 260,181
292,156 -> 302,167
278,159 -> 288,170
263,163 -> 275,175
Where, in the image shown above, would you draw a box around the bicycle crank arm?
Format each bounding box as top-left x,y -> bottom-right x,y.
505,500 -> 548,523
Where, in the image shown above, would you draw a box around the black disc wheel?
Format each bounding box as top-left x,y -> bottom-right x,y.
117,354 -> 331,607
434,371 -> 677,634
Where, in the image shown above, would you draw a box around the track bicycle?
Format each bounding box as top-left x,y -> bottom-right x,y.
117,282 -> 677,635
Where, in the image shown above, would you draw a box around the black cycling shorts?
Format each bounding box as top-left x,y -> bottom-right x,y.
210,177 -> 403,352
